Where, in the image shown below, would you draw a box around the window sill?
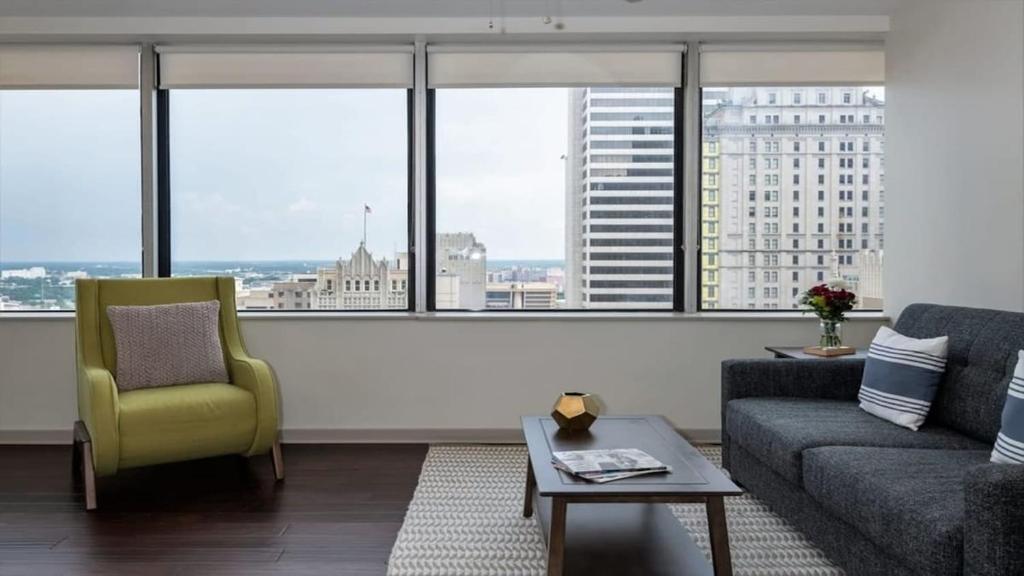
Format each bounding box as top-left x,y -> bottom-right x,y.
0,310 -> 890,322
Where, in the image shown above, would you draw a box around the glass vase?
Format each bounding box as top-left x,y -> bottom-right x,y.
819,320 -> 843,349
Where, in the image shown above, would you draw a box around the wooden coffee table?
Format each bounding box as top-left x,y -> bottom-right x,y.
522,415 -> 742,576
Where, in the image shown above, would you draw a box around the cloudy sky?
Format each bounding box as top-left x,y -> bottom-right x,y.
0,87 -> 570,264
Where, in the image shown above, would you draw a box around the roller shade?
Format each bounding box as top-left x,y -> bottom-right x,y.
428,46 -> 684,88
700,45 -> 884,87
157,46 -> 414,89
0,45 -> 139,89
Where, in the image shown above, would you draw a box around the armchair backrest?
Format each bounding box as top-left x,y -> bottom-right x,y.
75,277 -> 241,375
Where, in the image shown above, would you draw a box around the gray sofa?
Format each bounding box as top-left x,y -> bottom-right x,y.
721,303 -> 1024,576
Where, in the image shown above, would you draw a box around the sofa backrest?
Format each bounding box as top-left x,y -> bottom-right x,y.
895,303 -> 1024,443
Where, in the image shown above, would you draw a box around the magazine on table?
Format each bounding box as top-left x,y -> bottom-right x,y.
551,448 -> 670,483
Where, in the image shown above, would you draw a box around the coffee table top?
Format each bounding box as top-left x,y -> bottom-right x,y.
522,415 -> 741,498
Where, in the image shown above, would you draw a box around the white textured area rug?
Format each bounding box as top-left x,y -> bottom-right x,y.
387,445 -> 843,576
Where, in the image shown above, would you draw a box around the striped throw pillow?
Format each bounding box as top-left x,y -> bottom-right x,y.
858,326 -> 949,430
992,351 -> 1024,464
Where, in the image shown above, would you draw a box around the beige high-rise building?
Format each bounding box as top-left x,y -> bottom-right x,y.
702,87 -> 885,309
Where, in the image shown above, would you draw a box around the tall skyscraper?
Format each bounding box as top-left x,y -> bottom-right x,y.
565,87 -> 676,309
702,87 -> 885,309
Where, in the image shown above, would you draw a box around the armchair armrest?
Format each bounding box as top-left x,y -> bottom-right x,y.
720,359 -> 865,469
964,463 -> 1024,576
77,363 -> 120,477
229,354 -> 280,456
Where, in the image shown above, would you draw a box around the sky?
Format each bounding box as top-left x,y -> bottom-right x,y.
0,86 -> 570,264
0,90 -> 141,263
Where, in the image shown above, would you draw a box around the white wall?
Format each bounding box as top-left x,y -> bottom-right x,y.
885,0 -> 1024,316
0,315 -> 885,442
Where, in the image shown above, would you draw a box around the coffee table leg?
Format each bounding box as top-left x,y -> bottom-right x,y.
706,496 -> 733,576
547,497 -> 567,576
523,456 -> 536,518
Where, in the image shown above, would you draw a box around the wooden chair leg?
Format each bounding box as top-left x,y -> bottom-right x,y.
74,421 -> 97,511
271,439 -> 285,481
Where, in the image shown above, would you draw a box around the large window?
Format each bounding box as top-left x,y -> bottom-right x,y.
428,49 -> 682,310
159,47 -> 415,311
700,86 -> 885,310
0,88 -> 141,311
434,87 -> 675,310
168,89 -> 410,310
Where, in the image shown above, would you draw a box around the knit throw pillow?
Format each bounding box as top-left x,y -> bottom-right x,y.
858,326 -> 949,431
106,300 -> 229,392
992,351 -> 1024,464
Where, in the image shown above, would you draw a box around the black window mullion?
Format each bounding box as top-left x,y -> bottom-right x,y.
672,64 -> 686,312
425,88 -> 437,311
156,88 -> 171,278
406,88 -> 416,312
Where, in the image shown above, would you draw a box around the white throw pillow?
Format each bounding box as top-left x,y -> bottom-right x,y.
858,326 -> 949,430
992,351 -> 1024,464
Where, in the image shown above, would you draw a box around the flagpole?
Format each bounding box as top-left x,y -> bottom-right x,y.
363,206 -> 367,246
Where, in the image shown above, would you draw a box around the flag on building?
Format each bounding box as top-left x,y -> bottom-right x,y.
364,203 -> 372,214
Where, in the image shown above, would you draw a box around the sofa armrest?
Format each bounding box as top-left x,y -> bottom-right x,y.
722,358 -> 865,404
77,364 -> 120,477
964,463 -> 1024,576
229,355 -> 280,456
720,359 -> 864,470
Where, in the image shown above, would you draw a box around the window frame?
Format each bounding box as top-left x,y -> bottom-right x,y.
425,56 -> 687,313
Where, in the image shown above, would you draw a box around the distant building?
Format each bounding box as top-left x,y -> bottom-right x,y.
1,266 -> 46,280
435,274 -> 461,309
436,232 -> 486,310
486,282 -> 558,310
268,275 -> 318,310
237,287 -> 274,310
0,295 -> 24,311
314,243 -> 408,310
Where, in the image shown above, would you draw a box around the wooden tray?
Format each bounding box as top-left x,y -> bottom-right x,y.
803,345 -> 857,357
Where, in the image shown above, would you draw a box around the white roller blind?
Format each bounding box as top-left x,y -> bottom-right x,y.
700,45 -> 885,87
0,45 -> 139,89
428,47 -> 684,88
157,46 -> 414,89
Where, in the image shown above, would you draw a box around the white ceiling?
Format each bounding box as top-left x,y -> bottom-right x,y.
0,0 -> 902,19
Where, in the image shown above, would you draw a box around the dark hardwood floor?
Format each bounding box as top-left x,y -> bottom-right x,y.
0,444 -> 428,576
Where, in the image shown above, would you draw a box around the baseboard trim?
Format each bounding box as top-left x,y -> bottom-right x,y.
0,427 -> 721,445
0,429 -> 72,444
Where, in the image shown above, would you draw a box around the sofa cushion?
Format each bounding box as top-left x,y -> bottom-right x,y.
118,382 -> 256,470
726,398 -> 988,485
803,446 -> 991,576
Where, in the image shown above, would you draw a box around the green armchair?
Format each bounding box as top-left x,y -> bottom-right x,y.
73,277 -> 283,510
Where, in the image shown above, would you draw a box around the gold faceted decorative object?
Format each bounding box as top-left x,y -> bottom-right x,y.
551,392 -> 600,432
